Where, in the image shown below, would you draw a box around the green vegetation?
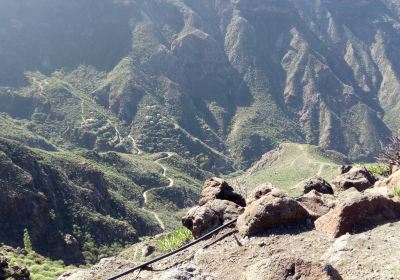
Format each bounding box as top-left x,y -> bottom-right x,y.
157,228 -> 192,253
1,249 -> 76,280
394,186 -> 400,198
23,229 -> 32,252
233,143 -> 348,196
364,164 -> 389,176
0,137 -> 204,264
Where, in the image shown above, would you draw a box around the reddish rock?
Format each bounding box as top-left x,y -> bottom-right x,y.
315,190 -> 400,237
199,178 -> 246,207
303,177 -> 334,195
246,184 -> 286,205
332,166 -> 376,192
296,190 -> 336,219
237,189 -> 310,236
375,169 -> 400,190
182,199 -> 244,238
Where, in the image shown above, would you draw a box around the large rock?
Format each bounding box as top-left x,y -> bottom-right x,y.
246,184 -> 286,205
182,199 -> 244,238
315,190 -> 400,237
244,255 -> 341,280
237,190 -> 310,236
199,178 -> 246,207
332,166 -> 377,192
303,177 -> 334,195
296,190 -> 336,219
375,169 -> 400,189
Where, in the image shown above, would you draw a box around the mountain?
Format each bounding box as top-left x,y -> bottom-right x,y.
1,0 -> 400,171
1,0 -> 400,270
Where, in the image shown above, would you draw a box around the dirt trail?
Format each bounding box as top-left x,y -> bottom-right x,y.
141,152 -> 175,231
128,136 -> 174,231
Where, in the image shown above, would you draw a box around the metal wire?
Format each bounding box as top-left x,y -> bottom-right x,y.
107,219 -> 237,280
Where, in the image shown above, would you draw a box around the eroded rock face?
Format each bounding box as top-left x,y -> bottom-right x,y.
303,177 -> 334,195
332,166 -> 377,192
315,190 -> 400,237
244,255 -> 341,280
237,190 -> 310,236
297,190 -> 336,219
199,178 -> 246,207
182,199 -> 244,238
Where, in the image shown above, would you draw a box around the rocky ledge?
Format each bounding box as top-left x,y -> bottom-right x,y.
61,166 -> 400,280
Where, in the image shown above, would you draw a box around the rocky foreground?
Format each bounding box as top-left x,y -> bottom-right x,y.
61,167 -> 400,280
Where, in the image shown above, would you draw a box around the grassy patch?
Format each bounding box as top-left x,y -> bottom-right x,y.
364,164 -> 389,176
1,250 -> 76,280
156,228 -> 192,253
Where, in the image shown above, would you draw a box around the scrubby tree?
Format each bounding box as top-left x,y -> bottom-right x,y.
380,134 -> 400,174
23,228 -> 33,251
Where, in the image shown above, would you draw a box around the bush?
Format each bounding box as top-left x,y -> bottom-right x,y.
157,228 -> 192,252
23,229 -> 33,251
394,186 -> 400,198
380,135 -> 400,173
365,164 -> 389,176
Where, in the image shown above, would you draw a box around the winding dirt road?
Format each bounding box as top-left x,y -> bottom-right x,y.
128,135 -> 174,231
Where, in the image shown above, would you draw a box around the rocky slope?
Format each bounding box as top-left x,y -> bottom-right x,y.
0,137 -> 208,264
62,168 -> 400,280
1,0 -> 400,170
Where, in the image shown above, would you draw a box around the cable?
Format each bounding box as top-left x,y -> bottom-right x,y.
107,219 -> 237,280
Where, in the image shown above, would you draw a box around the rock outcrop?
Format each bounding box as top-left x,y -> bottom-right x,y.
237,190 -> 310,236
199,178 -> 246,207
182,199 -> 244,238
315,190 -> 400,237
303,177 -> 334,195
375,169 -> 400,190
332,166 -> 377,192
296,190 -> 336,219
0,256 -> 30,280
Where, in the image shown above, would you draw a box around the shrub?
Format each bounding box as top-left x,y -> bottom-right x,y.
23,229 -> 33,251
394,186 -> 400,198
365,164 -> 389,176
380,135 -> 400,173
157,228 -> 192,252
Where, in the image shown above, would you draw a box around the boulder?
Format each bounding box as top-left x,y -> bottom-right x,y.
182,199 -> 244,238
303,177 -> 334,195
296,190 -> 336,219
199,178 -> 246,207
339,165 -> 352,174
244,255 -> 341,280
9,265 -> 30,280
0,256 -> 9,279
375,169 -> 400,190
237,190 -> 310,236
315,190 -> 400,238
332,166 -> 376,192
246,184 -> 286,205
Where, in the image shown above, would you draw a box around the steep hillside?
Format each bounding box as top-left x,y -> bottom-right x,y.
1,0 -> 399,170
0,137 -> 207,264
236,143 -> 348,196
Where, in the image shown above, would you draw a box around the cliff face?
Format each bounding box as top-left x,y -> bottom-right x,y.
0,0 -> 399,168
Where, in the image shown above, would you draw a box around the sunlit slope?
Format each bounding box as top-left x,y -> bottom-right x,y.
240,143 -> 348,196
